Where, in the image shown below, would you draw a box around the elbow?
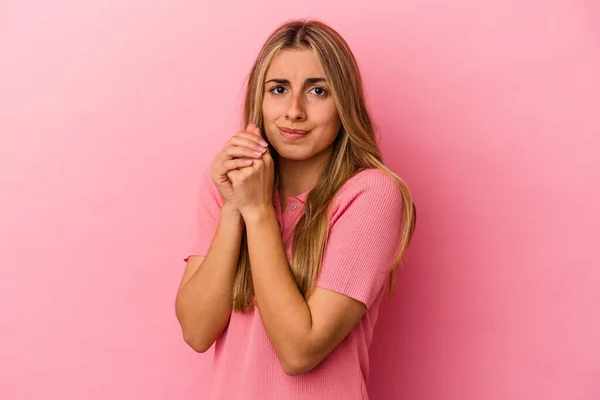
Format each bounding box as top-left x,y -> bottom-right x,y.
282,364 -> 308,377
175,300 -> 219,353
279,350 -> 315,376
177,315 -> 214,352
182,332 -> 214,353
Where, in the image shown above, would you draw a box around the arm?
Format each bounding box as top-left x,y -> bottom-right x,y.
176,123 -> 270,352
227,147 -> 403,374
244,207 -> 368,375
242,169 -> 404,375
175,203 -> 244,352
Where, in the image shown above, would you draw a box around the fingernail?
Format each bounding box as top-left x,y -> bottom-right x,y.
259,140 -> 268,147
253,151 -> 262,156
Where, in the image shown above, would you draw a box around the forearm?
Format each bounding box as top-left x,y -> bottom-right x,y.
244,206 -> 314,369
176,204 -> 244,351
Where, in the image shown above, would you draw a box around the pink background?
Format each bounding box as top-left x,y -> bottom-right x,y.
1,1 -> 599,399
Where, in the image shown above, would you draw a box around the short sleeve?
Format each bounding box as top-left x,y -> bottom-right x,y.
314,169 -> 404,308
183,163 -> 224,262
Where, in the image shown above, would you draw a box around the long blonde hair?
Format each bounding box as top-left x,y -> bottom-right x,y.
232,19 -> 416,312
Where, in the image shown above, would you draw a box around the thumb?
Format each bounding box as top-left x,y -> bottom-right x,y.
246,123 -> 260,137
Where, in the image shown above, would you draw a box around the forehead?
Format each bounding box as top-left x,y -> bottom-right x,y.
265,49 -> 323,80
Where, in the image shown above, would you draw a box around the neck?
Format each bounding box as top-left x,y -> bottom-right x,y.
276,147 -> 332,205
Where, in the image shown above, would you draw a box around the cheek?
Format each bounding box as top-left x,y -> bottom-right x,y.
323,108 -> 342,142
261,102 -> 279,142
313,103 -> 340,130
262,97 -> 285,120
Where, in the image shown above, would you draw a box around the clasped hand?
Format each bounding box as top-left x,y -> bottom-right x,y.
211,123 -> 275,220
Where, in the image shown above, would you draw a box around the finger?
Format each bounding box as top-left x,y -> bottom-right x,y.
221,124 -> 259,154
253,126 -> 271,156
224,145 -> 265,160
262,148 -> 273,161
223,158 -> 253,171
250,125 -> 265,144
255,126 -> 271,156
227,169 -> 242,184
250,157 -> 264,171
244,123 -> 260,142
232,131 -> 268,148
228,135 -> 267,153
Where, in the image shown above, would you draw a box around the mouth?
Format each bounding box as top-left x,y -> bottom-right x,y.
279,127 -> 310,140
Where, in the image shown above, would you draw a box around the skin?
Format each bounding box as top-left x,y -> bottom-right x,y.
260,48 -> 342,207
223,49 -> 368,375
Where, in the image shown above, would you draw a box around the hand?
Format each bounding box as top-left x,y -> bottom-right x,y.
226,126 -> 275,220
211,123 -> 269,212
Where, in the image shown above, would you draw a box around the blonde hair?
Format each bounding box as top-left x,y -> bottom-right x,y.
233,19 -> 416,312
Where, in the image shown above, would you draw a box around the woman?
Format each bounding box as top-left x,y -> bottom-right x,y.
176,19 -> 416,399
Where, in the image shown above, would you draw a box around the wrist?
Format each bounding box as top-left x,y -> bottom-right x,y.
241,204 -> 275,225
221,203 -> 243,222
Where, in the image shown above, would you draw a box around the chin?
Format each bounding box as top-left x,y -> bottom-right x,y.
274,143 -> 331,163
273,148 -> 313,161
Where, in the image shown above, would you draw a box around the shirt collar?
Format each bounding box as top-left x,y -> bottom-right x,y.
274,188 -> 310,204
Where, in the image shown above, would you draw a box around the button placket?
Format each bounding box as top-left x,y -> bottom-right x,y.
274,195 -> 284,234
283,201 -> 304,247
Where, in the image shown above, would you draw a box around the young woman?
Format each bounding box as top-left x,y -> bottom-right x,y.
175,19 -> 416,399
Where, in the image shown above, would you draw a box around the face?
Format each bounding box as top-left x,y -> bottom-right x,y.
261,49 -> 341,162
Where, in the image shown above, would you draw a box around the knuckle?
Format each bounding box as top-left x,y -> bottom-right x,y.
242,134 -> 258,144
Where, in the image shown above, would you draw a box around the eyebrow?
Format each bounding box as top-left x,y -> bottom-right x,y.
264,77 -> 327,85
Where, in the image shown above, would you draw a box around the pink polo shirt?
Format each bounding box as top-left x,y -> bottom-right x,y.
185,164 -> 404,400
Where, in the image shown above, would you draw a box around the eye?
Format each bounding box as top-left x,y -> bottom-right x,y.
269,85 -> 287,95
309,86 -> 328,97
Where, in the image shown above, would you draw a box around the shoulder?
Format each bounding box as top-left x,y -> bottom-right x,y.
335,168 -> 403,204
329,168 -> 403,223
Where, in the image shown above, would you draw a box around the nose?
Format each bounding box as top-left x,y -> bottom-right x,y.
285,93 -> 306,122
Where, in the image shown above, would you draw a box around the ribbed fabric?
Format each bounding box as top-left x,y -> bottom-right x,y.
186,166 -> 404,400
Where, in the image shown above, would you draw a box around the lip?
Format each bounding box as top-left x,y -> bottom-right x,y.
279,127 -> 309,135
279,127 -> 310,140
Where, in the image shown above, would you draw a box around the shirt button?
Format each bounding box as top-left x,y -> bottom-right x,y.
291,202 -> 297,211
